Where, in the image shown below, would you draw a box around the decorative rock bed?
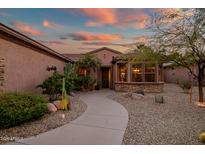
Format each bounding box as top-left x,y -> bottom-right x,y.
0,94 -> 87,144
109,84 -> 205,144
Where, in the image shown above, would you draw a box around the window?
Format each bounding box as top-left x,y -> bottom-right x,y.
118,63 -> 127,82
78,68 -> 88,76
145,64 -> 155,82
132,64 -> 142,82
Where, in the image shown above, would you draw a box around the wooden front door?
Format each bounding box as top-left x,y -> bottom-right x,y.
101,67 -> 110,88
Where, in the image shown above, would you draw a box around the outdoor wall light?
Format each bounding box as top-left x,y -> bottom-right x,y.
46,65 -> 57,71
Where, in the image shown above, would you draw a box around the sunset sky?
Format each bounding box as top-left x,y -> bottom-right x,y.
0,8 -> 179,54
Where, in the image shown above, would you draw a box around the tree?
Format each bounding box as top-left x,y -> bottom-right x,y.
75,54 -> 101,90
128,44 -> 164,64
64,63 -> 79,92
76,54 -> 101,75
152,8 -> 205,103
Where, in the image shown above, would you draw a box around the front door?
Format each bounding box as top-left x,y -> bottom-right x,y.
101,67 -> 110,88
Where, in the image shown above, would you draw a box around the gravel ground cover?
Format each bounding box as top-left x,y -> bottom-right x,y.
0,95 -> 87,144
109,84 -> 205,144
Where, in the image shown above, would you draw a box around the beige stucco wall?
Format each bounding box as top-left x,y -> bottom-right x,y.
164,66 -> 201,86
92,49 -> 120,67
0,37 -> 66,94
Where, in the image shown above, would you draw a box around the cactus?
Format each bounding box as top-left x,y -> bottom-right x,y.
60,77 -> 69,110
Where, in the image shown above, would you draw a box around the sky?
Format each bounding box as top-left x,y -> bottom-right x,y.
0,8 -> 180,54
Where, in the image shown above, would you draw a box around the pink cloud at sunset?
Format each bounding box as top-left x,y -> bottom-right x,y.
69,31 -> 122,41
42,20 -> 63,29
118,13 -> 150,29
11,21 -> 44,36
80,8 -> 117,26
79,8 -> 150,29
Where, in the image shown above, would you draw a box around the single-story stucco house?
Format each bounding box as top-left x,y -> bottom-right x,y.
1,22 -> 164,94
0,23 -> 73,94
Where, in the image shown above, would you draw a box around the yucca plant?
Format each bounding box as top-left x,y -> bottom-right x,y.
60,77 -> 69,110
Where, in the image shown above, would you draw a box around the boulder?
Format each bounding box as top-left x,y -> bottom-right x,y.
53,100 -> 61,110
132,93 -> 144,100
47,103 -> 57,113
155,95 -> 164,104
134,89 -> 145,95
69,92 -> 76,96
122,92 -> 132,98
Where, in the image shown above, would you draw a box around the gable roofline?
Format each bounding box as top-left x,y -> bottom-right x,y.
86,47 -> 122,55
0,22 -> 73,63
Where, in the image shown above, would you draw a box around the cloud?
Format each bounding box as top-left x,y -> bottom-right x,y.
78,8 -> 151,29
11,21 -> 44,36
40,40 -> 65,45
117,13 -> 150,29
42,20 -> 63,29
69,31 -> 122,41
83,41 -> 137,48
79,8 -> 117,26
84,21 -> 103,27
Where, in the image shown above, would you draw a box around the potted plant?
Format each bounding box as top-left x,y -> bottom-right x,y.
179,80 -> 192,93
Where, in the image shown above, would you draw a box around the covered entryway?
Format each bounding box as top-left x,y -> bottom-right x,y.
101,67 -> 110,88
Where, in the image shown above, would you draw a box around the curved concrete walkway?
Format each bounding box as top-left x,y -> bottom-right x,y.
12,90 -> 128,145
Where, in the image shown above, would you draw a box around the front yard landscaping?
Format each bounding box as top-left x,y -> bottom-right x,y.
110,84 -> 205,144
0,94 -> 86,144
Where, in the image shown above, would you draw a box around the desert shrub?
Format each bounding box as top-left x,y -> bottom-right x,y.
37,72 -> 63,101
80,75 -> 96,89
64,63 -> 80,92
0,93 -> 47,128
179,80 -> 192,90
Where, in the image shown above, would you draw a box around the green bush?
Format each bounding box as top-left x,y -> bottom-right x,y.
37,72 -> 63,101
64,63 -> 80,92
179,80 -> 192,90
0,93 -> 47,128
77,75 -> 96,90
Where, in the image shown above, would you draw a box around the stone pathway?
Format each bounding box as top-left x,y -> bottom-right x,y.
10,90 -> 128,145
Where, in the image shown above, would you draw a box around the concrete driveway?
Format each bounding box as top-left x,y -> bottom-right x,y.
12,90 -> 128,145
